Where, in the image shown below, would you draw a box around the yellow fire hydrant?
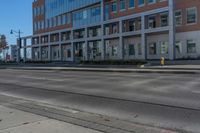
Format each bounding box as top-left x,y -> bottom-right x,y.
160,57 -> 165,66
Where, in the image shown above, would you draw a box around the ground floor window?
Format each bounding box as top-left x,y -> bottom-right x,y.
74,42 -> 84,57
105,40 -> 118,59
111,45 -> 118,56
88,41 -> 102,60
149,42 -> 157,55
128,44 -> 135,56
52,46 -> 60,60
160,41 -> 168,54
41,47 -> 48,60
175,41 -> 182,54
187,40 -> 196,53
67,49 -> 71,58
138,43 -> 142,55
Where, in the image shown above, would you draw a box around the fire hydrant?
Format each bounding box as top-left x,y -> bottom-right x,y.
160,57 -> 165,66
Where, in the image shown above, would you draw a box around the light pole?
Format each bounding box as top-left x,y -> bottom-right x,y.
10,29 -> 23,63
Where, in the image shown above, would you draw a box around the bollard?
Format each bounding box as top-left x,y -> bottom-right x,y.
160,57 -> 165,66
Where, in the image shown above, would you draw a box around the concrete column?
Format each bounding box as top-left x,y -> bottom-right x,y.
39,46 -> 42,61
16,38 -> 21,63
119,21 -> 124,60
168,0 -> 175,60
84,28 -> 88,61
58,32 -> 62,61
101,0 -> 104,22
101,0 -> 105,60
84,41 -> 89,61
48,34 -> 51,61
101,38 -> 105,60
23,39 -> 27,63
101,24 -> 105,60
48,45 -> 51,61
141,15 -> 147,60
71,42 -> 75,62
59,44 -> 62,61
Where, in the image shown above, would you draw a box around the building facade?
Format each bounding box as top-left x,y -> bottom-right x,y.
10,45 -> 18,61
24,0 -> 200,62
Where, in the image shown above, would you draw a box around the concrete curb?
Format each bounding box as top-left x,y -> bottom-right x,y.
7,67 -> 199,74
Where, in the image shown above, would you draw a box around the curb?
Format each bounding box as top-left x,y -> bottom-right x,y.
7,67 -> 199,74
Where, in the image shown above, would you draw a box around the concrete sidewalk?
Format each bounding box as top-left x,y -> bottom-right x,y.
6,66 -> 200,74
0,105 -> 102,133
147,65 -> 200,70
0,94 -> 179,133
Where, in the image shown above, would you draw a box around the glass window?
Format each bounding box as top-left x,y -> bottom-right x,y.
37,21 -> 40,30
187,7 -> 197,24
62,14 -> 66,25
160,41 -> 168,54
160,13 -> 168,27
138,0 -> 145,7
129,20 -> 136,31
129,0 -> 135,8
54,17 -> 57,27
138,43 -> 142,55
175,10 -> 182,26
120,0 -> 125,11
111,2 -> 117,12
175,41 -> 182,54
148,16 -> 156,28
149,42 -> 157,55
105,4 -> 109,20
187,40 -> 196,53
148,0 -> 156,4
129,44 -> 135,55
58,16 -> 61,26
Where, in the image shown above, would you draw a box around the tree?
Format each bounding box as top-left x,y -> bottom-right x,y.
0,34 -> 8,61
0,34 -> 7,49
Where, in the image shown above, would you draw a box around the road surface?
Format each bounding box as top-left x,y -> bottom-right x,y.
0,69 -> 200,133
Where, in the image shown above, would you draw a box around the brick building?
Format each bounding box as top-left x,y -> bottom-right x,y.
23,0 -> 200,62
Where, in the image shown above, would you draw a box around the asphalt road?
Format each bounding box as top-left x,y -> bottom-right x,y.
0,69 -> 200,133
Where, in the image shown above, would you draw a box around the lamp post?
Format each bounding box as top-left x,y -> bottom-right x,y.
10,29 -> 23,63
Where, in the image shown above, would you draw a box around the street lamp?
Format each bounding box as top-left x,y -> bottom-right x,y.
10,29 -> 23,63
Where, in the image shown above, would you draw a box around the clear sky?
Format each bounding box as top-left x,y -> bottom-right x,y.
0,0 -> 33,45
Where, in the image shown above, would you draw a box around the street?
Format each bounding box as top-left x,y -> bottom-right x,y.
0,69 -> 200,133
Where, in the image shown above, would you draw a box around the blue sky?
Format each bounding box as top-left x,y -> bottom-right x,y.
0,0 -> 33,45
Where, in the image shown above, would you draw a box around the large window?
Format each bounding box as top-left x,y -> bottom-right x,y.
129,0 -> 135,8
149,42 -> 157,55
160,41 -> 168,54
187,40 -> 196,53
129,44 -> 135,55
175,10 -> 182,26
138,0 -> 145,7
138,43 -> 142,55
148,0 -> 156,4
129,20 -> 136,31
160,13 -> 168,27
111,2 -> 117,12
175,41 -> 182,54
187,7 -> 197,24
73,6 -> 101,27
148,16 -> 156,29
120,0 -> 126,11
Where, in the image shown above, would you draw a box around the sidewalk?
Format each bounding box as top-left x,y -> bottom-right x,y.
0,94 -> 178,133
0,105 -> 102,133
1,62 -> 200,74
7,65 -> 200,74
